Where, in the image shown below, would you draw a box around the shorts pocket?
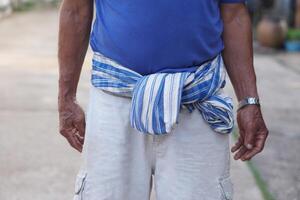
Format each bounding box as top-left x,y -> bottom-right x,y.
219,175 -> 233,200
74,170 -> 87,200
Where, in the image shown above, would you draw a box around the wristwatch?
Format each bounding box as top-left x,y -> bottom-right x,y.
238,97 -> 260,111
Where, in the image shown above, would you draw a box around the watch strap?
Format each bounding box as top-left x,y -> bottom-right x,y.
238,97 -> 260,111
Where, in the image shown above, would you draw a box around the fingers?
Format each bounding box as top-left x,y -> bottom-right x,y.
234,146 -> 248,160
59,103 -> 86,152
241,147 -> 260,161
232,130 -> 261,161
68,130 -> 83,152
234,105 -> 269,161
73,117 -> 86,147
231,137 -> 243,153
60,127 -> 83,152
73,116 -> 86,141
231,134 -> 248,161
241,132 -> 268,161
75,131 -> 85,144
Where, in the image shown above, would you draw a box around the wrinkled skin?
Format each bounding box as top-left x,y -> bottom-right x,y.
232,105 -> 269,161
59,100 -> 85,152
58,0 -> 93,152
221,4 -> 269,161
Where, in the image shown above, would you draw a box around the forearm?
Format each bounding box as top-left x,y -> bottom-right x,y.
58,0 -> 93,106
221,4 -> 258,101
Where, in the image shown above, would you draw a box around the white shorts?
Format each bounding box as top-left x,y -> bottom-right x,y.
74,86 -> 233,200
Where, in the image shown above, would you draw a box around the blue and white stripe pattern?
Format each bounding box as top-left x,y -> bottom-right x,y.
91,52 -> 234,135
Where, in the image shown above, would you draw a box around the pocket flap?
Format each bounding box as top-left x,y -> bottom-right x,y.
75,171 -> 87,195
219,176 -> 233,200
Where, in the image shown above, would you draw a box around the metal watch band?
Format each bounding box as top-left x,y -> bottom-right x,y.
238,97 -> 260,111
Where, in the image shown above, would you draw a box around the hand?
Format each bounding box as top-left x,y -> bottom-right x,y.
231,105 -> 268,161
58,100 -> 86,152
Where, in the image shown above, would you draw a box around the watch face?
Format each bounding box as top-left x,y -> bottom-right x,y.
238,98 -> 260,110
248,98 -> 259,105
248,98 -> 256,104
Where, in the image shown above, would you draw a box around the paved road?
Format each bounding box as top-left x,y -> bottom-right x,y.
250,53 -> 300,200
0,8 -> 279,200
226,51 -> 300,200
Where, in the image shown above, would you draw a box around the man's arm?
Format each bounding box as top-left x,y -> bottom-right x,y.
221,4 -> 268,161
58,0 -> 93,152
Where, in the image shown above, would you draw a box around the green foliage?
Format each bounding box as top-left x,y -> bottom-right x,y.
50,0 -> 61,7
12,0 -> 60,12
286,29 -> 300,41
13,1 -> 36,11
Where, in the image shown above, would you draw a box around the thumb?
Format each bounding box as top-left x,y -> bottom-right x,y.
244,129 -> 255,150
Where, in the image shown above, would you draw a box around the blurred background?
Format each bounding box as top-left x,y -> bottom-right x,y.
0,0 -> 299,200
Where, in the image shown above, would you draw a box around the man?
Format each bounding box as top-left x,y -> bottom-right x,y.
58,0 -> 269,199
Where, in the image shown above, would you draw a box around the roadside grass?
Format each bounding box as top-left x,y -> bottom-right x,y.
233,130 -> 276,200
13,0 -> 60,12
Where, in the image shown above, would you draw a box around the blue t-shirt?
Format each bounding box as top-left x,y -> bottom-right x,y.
90,0 -> 245,75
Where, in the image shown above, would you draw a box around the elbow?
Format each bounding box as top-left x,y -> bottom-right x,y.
221,4 -> 250,25
59,2 -> 93,26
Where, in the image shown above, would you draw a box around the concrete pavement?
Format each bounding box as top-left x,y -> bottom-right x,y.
0,9 -> 265,200
247,53 -> 300,200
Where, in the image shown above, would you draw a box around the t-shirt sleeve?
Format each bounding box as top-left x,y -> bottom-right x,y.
220,0 -> 246,3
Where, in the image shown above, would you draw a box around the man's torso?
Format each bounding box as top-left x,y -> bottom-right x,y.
90,0 -> 244,75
